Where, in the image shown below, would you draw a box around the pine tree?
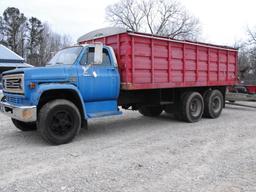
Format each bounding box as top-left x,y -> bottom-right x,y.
2,7 -> 27,55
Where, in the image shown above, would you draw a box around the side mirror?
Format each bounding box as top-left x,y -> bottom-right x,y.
94,42 -> 103,64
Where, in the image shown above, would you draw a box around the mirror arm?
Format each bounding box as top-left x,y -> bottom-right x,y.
94,43 -> 103,64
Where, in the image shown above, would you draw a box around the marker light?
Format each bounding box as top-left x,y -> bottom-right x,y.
29,82 -> 36,89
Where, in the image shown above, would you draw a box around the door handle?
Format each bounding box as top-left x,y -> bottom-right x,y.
92,71 -> 97,78
83,71 -> 97,78
83,74 -> 93,77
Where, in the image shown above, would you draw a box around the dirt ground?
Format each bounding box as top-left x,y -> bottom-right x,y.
0,102 -> 256,192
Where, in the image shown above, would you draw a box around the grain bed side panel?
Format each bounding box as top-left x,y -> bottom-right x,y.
80,32 -> 238,90
124,34 -> 237,90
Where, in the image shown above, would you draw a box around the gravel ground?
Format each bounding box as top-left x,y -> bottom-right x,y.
0,102 -> 256,192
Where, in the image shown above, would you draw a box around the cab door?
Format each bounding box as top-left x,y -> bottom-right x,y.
78,46 -> 120,103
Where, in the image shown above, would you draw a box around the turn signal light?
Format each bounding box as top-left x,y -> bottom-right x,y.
22,109 -> 33,120
29,82 -> 36,89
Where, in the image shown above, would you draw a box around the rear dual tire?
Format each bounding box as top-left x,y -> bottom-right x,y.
172,90 -> 223,122
204,90 -> 223,118
180,92 -> 204,123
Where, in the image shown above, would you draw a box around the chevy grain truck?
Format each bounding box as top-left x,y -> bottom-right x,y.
0,27 -> 238,144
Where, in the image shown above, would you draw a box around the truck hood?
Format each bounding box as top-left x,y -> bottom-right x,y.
3,65 -> 70,82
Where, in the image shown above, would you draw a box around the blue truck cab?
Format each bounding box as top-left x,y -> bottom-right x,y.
0,43 -> 121,144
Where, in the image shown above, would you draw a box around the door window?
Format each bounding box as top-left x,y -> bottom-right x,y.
80,47 -> 111,65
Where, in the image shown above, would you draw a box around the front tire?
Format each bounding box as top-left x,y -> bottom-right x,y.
38,99 -> 81,145
12,119 -> 37,131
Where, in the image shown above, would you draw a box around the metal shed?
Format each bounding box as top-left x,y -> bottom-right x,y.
0,44 -> 32,94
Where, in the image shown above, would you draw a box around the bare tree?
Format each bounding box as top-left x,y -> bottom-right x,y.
106,0 -> 144,32
106,0 -> 200,40
61,34 -> 72,48
236,28 -> 256,82
247,28 -> 256,77
37,23 -> 72,66
235,42 -> 250,80
248,27 -> 256,45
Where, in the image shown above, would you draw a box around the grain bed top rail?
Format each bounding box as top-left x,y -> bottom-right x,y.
78,27 -> 237,52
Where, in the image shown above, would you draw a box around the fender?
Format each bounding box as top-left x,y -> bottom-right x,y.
30,83 -> 88,119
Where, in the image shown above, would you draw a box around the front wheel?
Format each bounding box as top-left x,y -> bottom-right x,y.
38,99 -> 81,145
12,119 -> 37,131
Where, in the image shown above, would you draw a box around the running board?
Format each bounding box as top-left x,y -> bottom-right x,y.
87,111 -> 122,118
85,100 -> 122,118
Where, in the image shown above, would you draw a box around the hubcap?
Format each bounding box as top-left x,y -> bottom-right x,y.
212,97 -> 221,113
50,110 -> 74,136
190,98 -> 202,117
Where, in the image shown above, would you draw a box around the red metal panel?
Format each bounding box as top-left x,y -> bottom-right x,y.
116,34 -> 120,66
151,38 -> 154,83
207,48 -> 210,84
217,50 -> 220,81
196,45 -> 199,82
124,34 -> 129,84
183,44 -> 185,83
227,50 -> 229,81
246,86 -> 256,94
131,36 -> 134,84
80,31 -> 238,90
168,43 -> 172,82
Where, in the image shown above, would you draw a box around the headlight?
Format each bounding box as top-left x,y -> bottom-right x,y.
2,74 -> 24,94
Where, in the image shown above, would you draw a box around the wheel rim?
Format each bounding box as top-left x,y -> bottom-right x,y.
190,97 -> 202,117
50,110 -> 74,136
212,96 -> 221,113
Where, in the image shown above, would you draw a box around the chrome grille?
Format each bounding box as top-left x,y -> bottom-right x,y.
2,74 -> 24,94
6,96 -> 23,104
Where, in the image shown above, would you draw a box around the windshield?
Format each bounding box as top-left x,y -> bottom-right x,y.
48,46 -> 82,65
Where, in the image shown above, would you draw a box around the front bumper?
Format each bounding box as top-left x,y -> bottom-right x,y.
0,101 -> 37,122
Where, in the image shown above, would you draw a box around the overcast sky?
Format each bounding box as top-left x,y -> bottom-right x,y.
0,0 -> 255,46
